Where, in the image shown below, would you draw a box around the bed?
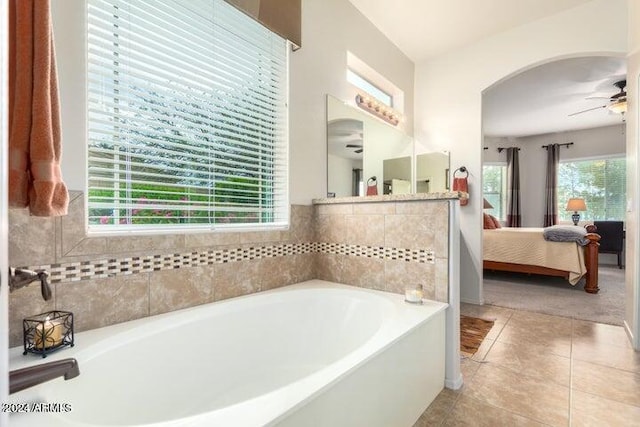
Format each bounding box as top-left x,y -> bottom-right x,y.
483,226 -> 601,293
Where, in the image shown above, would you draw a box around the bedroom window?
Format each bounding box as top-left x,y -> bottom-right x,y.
558,157 -> 626,221
86,0 -> 289,233
482,164 -> 507,220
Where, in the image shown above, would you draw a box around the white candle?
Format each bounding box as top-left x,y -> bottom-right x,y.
34,317 -> 63,349
405,286 -> 424,303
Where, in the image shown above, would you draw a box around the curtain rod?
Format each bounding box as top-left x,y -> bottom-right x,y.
497,147 -> 520,153
542,142 -> 574,150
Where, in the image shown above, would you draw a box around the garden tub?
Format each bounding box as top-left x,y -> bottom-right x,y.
9,280 -> 447,426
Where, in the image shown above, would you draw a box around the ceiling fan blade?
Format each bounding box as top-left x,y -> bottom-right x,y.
585,96 -> 612,100
345,144 -> 363,148
355,149 -> 363,154
568,105 -> 607,117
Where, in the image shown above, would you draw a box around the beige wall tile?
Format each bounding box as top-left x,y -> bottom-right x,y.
184,231 -> 240,249
260,254 -> 316,291
384,214 -> 435,250
9,208 -> 56,266
353,202 -> 395,215
106,234 -> 186,254
56,274 -> 149,333
315,214 -> 347,243
58,192 -> 91,256
395,200 -> 445,215
259,256 -> 296,290
316,203 -> 353,216
384,260 -> 435,298
8,283 -> 56,348
238,230 -> 286,244
61,237 -> 107,259
315,253 -> 343,283
344,214 -> 385,247
150,266 -> 215,315
290,204 -> 314,243
214,260 -> 261,301
341,256 -> 385,290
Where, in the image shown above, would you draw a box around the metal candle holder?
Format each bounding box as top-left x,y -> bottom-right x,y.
23,311 -> 74,358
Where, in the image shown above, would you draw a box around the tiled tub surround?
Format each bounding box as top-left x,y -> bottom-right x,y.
8,191 -> 457,347
313,194 -> 454,304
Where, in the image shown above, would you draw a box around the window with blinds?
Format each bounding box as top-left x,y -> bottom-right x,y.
87,0 -> 289,233
558,157 -> 626,221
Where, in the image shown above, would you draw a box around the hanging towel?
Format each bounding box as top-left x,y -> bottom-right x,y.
9,0 -> 68,216
366,176 -> 378,196
452,177 -> 469,206
452,167 -> 469,206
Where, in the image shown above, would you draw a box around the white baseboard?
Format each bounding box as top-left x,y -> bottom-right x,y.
460,297 -> 483,305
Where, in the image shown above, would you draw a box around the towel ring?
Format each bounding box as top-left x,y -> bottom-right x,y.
453,166 -> 468,178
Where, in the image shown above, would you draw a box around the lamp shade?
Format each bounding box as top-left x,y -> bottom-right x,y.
566,198 -> 587,212
483,198 -> 493,209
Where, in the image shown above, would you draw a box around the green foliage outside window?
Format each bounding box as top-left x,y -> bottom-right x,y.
558,157 -> 626,221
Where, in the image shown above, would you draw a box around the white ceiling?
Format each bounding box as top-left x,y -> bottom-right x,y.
483,56 -> 627,137
347,0 -> 626,138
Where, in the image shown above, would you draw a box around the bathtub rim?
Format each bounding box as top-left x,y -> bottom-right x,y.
9,280 -> 448,427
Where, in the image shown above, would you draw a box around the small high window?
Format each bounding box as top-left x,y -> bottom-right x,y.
347,69 -> 393,107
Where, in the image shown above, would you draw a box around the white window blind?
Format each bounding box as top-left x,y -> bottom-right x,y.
87,0 -> 289,232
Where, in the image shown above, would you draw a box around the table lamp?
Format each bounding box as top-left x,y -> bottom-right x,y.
566,198 -> 586,225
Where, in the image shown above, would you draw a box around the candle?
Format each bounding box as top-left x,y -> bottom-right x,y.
405,285 -> 424,303
34,317 -> 63,349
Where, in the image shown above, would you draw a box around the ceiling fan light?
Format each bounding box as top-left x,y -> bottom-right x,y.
608,100 -> 627,114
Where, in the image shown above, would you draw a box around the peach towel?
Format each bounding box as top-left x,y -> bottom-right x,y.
9,0 -> 68,216
452,177 -> 469,206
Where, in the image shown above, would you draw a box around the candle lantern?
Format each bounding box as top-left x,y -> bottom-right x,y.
23,311 -> 74,358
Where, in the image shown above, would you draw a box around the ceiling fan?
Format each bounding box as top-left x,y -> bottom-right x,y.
569,80 -> 627,116
346,144 -> 363,154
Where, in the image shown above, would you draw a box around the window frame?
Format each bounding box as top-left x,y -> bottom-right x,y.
482,163 -> 507,221
557,155 -> 626,222
85,0 -> 290,236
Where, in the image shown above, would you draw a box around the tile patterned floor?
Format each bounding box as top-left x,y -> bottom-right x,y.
413,304 -> 640,427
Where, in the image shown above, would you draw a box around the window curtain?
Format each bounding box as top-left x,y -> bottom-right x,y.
543,143 -> 560,226
8,0 -> 68,216
352,168 -> 363,196
506,147 -> 521,227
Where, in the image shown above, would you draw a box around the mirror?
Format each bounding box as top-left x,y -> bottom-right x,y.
327,94 -> 450,196
327,95 -> 413,197
415,152 -> 450,193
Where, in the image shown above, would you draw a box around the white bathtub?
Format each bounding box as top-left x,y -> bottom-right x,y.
9,280 -> 447,427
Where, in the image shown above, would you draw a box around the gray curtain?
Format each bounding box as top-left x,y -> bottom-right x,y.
506,147 -> 521,227
543,144 -> 560,226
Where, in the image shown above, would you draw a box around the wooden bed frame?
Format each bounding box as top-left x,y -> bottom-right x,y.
483,232 -> 601,294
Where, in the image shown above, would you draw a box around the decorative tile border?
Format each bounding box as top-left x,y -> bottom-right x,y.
21,242 -> 435,284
